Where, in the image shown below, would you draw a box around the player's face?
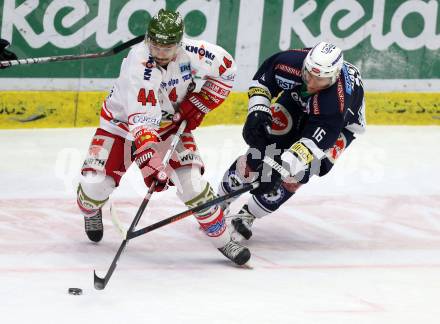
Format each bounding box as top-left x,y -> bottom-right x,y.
303,69 -> 332,94
148,39 -> 179,67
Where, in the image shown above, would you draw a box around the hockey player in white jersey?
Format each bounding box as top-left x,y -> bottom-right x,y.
76,9 -> 250,265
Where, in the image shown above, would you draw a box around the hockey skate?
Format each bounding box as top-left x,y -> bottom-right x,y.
218,239 -> 251,266
84,209 -> 103,242
230,205 -> 256,240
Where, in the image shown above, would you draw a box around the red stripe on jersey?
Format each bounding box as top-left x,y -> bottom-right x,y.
223,56 -> 232,68
336,77 -> 345,113
119,122 -> 129,132
218,65 -> 226,76
101,109 -> 112,120
100,108 -> 129,132
100,109 -> 111,121
100,107 -> 111,120
102,101 -> 114,119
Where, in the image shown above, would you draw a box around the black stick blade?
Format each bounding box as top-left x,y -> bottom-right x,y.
93,270 -> 106,290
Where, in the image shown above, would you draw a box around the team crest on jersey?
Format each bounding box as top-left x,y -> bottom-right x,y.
270,103 -> 293,135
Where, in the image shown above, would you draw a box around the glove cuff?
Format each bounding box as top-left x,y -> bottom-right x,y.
248,104 -> 272,115
262,156 -> 290,179
186,89 -> 224,115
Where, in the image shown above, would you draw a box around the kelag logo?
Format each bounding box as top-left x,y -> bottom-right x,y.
0,0 -> 439,87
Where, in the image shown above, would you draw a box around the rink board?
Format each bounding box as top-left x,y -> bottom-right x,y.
0,91 -> 439,129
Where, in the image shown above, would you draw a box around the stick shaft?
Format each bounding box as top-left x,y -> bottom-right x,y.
93,181 -> 156,290
0,35 -> 144,68
93,121 -> 187,290
127,183 -> 257,240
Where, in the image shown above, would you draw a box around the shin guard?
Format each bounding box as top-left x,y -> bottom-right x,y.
248,184 -> 295,218
185,183 -> 230,248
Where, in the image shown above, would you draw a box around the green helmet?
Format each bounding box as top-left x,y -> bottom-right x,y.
147,9 -> 184,45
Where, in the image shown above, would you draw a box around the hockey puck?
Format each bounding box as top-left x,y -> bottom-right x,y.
68,288 -> 83,295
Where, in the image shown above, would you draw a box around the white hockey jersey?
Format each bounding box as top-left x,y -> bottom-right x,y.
100,37 -> 236,140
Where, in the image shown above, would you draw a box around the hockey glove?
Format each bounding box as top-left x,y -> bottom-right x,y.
134,128 -> 170,192
250,154 -> 284,195
0,39 -> 17,67
252,141 -> 314,195
242,109 -> 272,150
179,92 -> 211,131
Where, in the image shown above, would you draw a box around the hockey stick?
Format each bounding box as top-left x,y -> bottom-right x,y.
110,201 -> 128,239
93,120 -> 187,290
111,182 -> 258,241
0,35 -> 144,69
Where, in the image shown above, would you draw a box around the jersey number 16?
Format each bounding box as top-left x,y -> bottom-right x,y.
312,127 -> 326,142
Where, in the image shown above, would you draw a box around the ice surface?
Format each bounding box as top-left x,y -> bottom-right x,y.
0,125 -> 439,324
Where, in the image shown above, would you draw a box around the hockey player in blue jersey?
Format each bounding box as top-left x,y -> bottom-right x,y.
219,41 -> 366,240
